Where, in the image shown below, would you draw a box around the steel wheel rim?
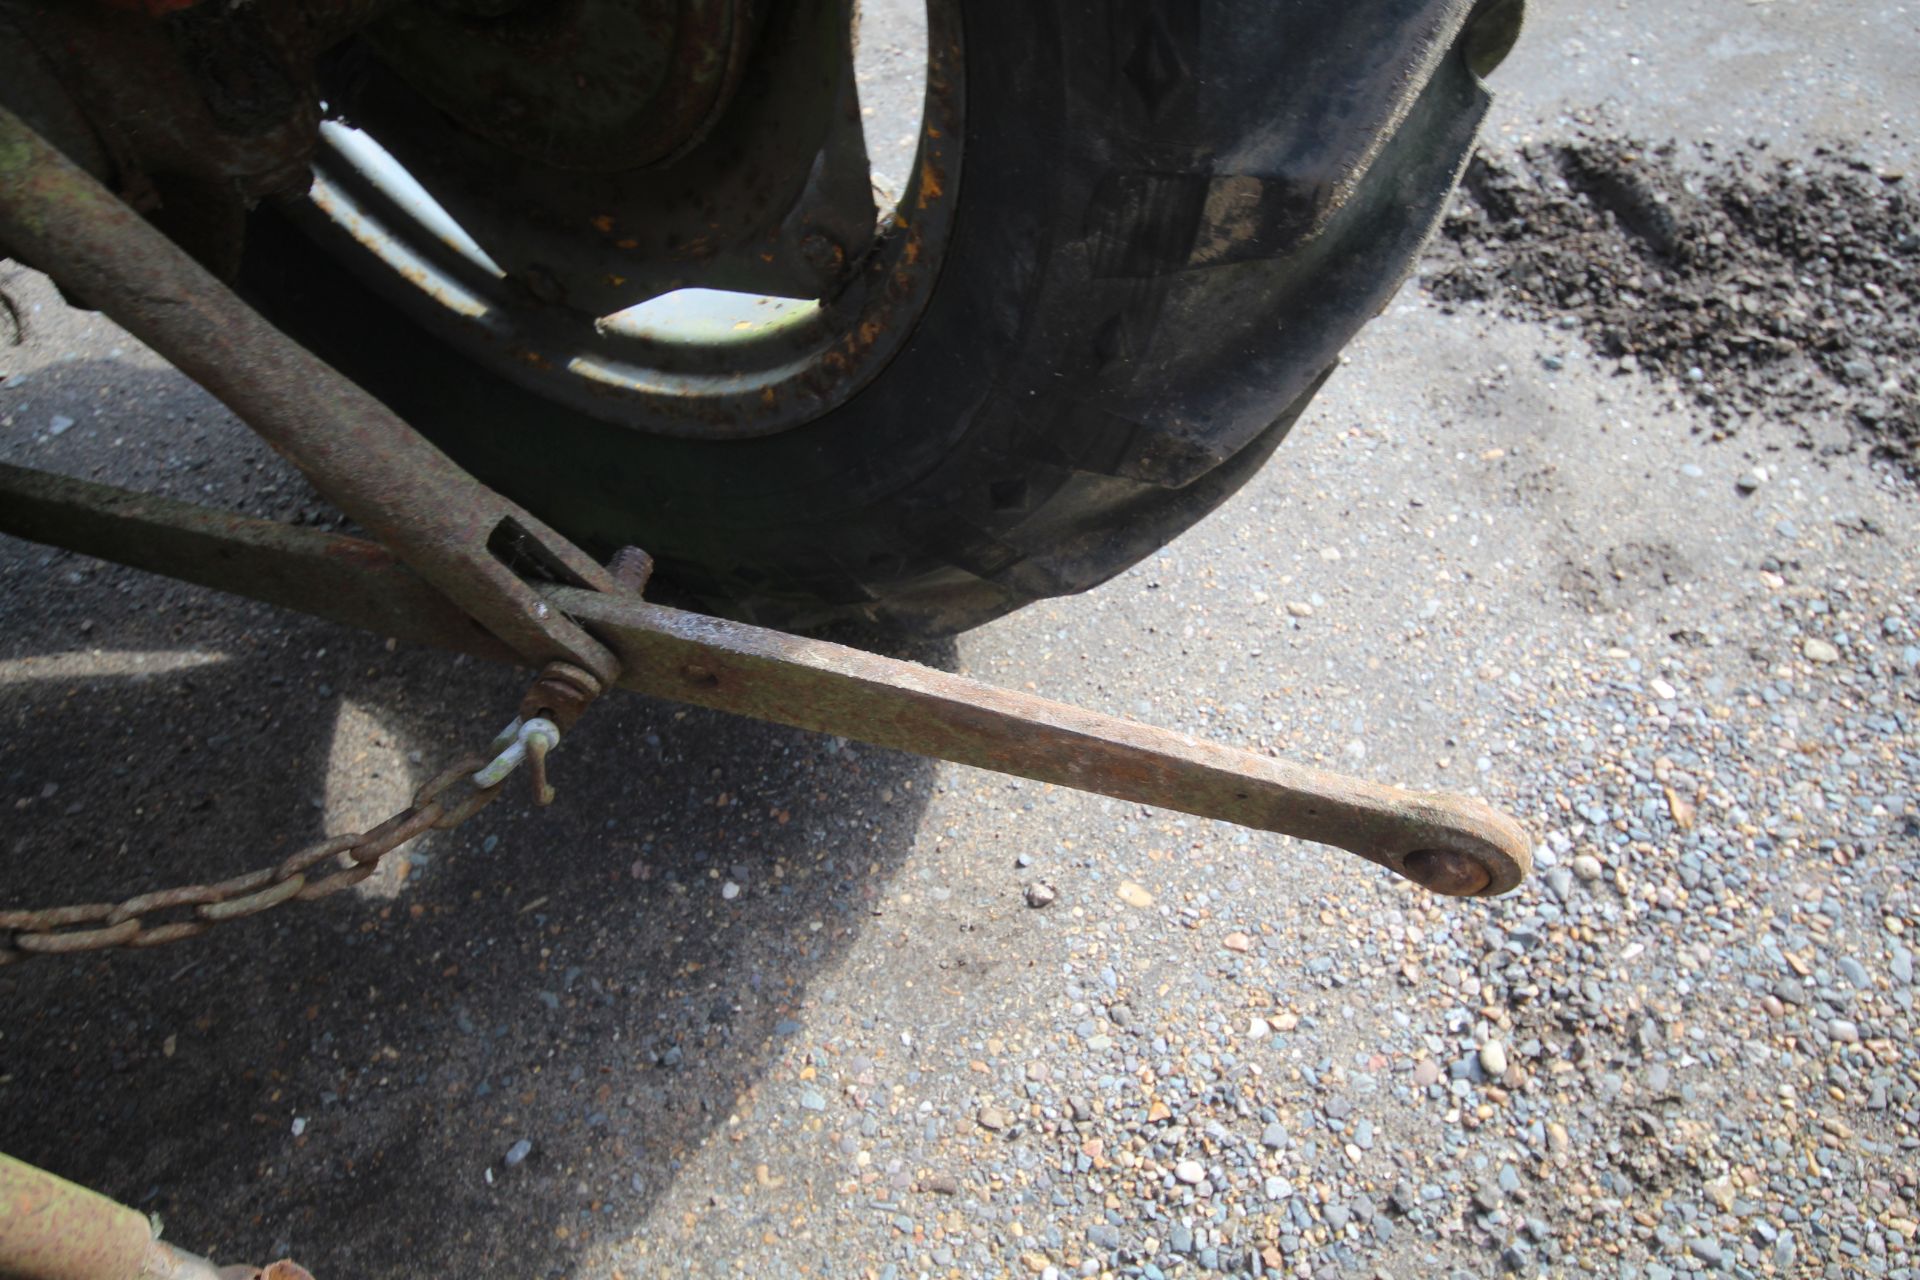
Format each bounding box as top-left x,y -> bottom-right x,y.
293,0 -> 962,441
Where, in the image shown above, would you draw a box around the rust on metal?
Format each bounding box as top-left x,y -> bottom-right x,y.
0,1150 -> 241,1280
1400,848 -> 1493,897
547,586 -> 1533,896
257,1265 -> 319,1280
363,0 -> 756,172
0,0 -> 398,278
607,546 -> 656,594
0,753 -> 494,960
517,661 -> 606,736
290,0 -> 962,441
0,103 -> 618,686
0,462 -> 521,666
0,464 -> 1530,896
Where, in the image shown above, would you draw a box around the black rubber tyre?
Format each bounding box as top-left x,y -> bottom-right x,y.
243,0 -> 1520,636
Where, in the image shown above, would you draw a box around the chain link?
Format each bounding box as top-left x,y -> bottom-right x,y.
0,661 -> 605,963
0,754 -> 497,963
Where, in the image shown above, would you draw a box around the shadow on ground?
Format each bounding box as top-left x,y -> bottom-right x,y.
0,350 -> 947,1275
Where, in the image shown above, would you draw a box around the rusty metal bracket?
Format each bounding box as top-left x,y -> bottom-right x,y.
0,102 -> 618,688
0,467 -> 1531,896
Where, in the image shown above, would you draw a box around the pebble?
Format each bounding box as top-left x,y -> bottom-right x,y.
1802,637 -> 1840,663
1024,882 -> 1058,909
1116,881 -> 1154,909
1688,1237 -> 1726,1267
1174,1160 -> 1205,1185
1542,865 -> 1573,901
1571,854 -> 1603,881
1478,1041 -> 1509,1078
1285,600 -> 1315,618
976,1105 -> 1011,1131
503,1139 -> 532,1167
1222,930 -> 1251,952
1666,788 -> 1697,829
1735,470 -> 1764,492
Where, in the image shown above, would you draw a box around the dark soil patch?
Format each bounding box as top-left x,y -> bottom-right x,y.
1421,134 -> 1919,470
1557,539 -> 1689,615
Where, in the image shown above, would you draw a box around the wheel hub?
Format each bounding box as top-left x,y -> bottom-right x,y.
367,0 -> 763,172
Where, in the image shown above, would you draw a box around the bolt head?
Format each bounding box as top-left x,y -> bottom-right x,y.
799,232 -> 845,276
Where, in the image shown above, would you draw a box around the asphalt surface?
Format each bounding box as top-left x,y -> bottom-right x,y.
3,2 -> 1917,1278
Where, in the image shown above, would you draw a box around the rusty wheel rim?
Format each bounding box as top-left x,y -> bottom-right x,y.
292,0 -> 961,440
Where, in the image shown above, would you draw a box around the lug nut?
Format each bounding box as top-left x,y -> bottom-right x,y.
799,232 -> 845,277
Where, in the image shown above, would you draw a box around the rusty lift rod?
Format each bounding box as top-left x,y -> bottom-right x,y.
0,466 -> 1531,895
552,585 -> 1532,895
0,102 -> 619,688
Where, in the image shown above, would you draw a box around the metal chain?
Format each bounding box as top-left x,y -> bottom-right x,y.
0,662 -> 603,964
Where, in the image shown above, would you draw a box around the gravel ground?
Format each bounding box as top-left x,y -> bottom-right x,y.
1425,133 -> 1918,468
3,2 -> 1919,1278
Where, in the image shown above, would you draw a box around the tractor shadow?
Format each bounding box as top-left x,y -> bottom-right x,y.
0,346 -> 945,1277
